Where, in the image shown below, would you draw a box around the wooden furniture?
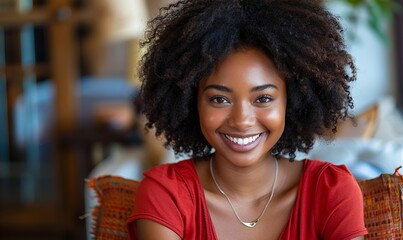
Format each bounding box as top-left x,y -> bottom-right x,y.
0,1 -> 86,239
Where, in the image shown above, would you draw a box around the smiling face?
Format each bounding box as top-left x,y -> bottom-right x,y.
197,48 -> 287,166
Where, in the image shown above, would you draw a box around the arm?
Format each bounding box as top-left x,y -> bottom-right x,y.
351,237 -> 364,240
136,219 -> 181,240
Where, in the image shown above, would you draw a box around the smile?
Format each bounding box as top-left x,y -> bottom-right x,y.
224,133 -> 261,145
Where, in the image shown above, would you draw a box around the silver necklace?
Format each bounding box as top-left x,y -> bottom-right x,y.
209,157 -> 278,228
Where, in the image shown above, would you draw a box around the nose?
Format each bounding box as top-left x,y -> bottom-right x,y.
228,101 -> 255,130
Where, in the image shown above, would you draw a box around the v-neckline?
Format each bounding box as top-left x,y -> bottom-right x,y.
191,159 -> 308,240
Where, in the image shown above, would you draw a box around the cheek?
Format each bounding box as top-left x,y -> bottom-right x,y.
199,108 -> 226,131
260,107 -> 286,131
198,102 -> 213,131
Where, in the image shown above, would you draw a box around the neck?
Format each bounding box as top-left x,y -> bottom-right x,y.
210,155 -> 278,202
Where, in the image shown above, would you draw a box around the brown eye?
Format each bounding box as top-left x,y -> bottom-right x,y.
256,95 -> 273,103
210,96 -> 229,104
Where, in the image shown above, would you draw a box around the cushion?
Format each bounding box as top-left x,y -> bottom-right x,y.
357,171 -> 403,239
87,175 -> 139,240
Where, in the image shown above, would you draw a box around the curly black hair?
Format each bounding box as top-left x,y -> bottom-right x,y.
139,0 -> 356,160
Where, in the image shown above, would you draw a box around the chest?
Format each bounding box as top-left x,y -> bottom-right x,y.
205,189 -> 297,240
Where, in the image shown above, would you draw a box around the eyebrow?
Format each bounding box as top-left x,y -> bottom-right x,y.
250,84 -> 278,92
203,84 -> 278,92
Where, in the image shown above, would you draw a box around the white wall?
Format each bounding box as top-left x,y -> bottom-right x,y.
327,2 -> 393,114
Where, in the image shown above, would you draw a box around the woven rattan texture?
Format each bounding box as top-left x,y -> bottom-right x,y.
88,175 -> 139,240
358,174 -> 403,239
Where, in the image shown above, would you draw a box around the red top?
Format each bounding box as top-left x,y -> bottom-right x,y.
127,159 -> 367,239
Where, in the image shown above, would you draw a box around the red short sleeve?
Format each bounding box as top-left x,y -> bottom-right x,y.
126,160 -> 217,240
314,164 -> 367,239
126,164 -> 192,239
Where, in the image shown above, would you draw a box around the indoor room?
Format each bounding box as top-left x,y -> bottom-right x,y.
0,0 -> 402,239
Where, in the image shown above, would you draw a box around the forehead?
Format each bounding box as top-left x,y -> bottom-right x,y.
200,48 -> 285,88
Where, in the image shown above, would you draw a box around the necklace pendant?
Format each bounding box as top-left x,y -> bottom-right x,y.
241,220 -> 258,228
210,157 -> 278,229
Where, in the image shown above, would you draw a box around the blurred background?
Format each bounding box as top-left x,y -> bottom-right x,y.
0,0 -> 402,239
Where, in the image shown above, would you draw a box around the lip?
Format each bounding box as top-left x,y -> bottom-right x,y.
220,132 -> 266,153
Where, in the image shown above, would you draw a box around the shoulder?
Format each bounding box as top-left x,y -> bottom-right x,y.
304,158 -> 361,194
303,159 -> 356,184
302,159 -> 361,198
294,159 -> 362,208
143,159 -> 196,180
139,159 -> 198,194
131,159 -> 199,225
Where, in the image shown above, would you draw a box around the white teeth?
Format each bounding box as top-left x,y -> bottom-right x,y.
225,134 -> 260,145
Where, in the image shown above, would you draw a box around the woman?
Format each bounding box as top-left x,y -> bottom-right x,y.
127,0 -> 367,239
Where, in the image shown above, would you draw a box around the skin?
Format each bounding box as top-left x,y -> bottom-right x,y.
136,48 -> 364,240
196,47 -> 300,239
197,48 -> 287,169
